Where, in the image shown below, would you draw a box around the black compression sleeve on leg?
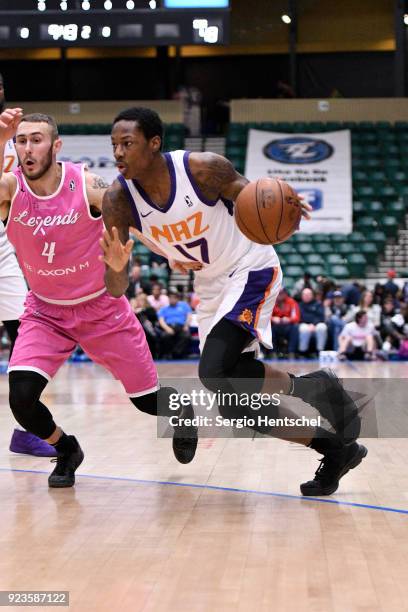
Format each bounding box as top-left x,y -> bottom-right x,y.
9,370 -> 57,439
3,320 -> 20,359
130,387 -> 179,418
199,318 -> 266,398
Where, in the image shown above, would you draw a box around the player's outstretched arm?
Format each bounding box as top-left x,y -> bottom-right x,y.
129,227 -> 203,274
0,107 -> 22,220
100,180 -> 135,297
188,152 -> 249,202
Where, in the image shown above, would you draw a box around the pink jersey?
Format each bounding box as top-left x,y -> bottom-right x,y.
7,162 -> 106,305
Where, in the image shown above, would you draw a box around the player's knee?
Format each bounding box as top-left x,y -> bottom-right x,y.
9,370 -> 48,424
198,359 -> 226,390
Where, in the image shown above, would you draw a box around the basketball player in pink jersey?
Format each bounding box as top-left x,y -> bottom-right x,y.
100,107 -> 367,497
0,77 -> 56,458
0,108 -> 198,488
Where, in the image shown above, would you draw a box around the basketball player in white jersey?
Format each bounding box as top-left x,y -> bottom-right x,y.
0,108 -> 198,488
0,74 -> 56,457
100,107 -> 367,497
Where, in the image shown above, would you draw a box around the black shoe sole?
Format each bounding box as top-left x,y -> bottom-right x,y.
173,434 -> 198,464
172,403 -> 198,464
300,444 -> 368,497
48,449 -> 84,488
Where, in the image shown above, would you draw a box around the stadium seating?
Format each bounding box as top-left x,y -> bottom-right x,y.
161,116 -> 408,283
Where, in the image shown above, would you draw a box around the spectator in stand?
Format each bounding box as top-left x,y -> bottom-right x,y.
298,288 -> 327,355
341,282 -> 362,306
338,310 -> 375,361
324,290 -> 349,350
150,251 -> 169,269
385,303 -> 408,358
402,281 -> 408,303
383,269 -> 399,298
344,290 -> 381,329
158,291 -> 192,359
270,287 -> 300,358
379,298 -> 399,348
293,272 -> 316,300
316,274 -> 336,299
373,282 -> 385,305
147,282 -> 169,312
131,293 -> 160,359
175,283 -> 188,302
126,261 -> 143,299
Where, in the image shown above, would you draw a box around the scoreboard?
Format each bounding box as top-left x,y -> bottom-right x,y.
0,0 -> 230,47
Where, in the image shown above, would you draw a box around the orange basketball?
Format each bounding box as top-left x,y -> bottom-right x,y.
235,178 -> 302,245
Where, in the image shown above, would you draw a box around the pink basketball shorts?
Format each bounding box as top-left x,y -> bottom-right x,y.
8,291 -> 158,397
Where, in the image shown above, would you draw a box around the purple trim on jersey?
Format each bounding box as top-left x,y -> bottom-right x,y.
221,197 -> 234,216
182,151 -> 218,207
224,267 -> 275,337
131,153 -> 176,213
117,174 -> 142,232
174,244 -> 199,262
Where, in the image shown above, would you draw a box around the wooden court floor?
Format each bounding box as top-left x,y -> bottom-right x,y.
1,360 -> 408,612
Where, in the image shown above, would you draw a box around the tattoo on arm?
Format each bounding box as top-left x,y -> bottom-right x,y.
193,153 -> 247,200
202,155 -> 237,192
102,181 -> 133,238
92,176 -> 110,190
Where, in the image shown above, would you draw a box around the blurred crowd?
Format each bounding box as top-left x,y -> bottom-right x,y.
268,269 -> 408,361
126,260 -> 408,362
2,262 -> 407,363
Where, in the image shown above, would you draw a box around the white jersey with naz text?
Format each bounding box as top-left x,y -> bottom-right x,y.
119,150 -> 281,351
118,149 -> 279,279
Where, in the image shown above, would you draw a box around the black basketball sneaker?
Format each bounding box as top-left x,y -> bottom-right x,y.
300,442 -> 368,496
48,436 -> 84,488
172,403 -> 198,464
291,368 -> 361,444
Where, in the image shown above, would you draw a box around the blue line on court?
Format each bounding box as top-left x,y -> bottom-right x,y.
1,467 -> 407,516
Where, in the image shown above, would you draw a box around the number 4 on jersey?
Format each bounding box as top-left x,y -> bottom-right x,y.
42,241 -> 56,264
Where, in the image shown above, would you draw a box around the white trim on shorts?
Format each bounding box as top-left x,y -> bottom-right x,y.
32,287 -> 106,306
7,365 -> 52,381
128,384 -> 159,398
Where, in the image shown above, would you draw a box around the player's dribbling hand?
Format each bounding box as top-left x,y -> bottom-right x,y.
275,177 -> 313,221
298,197 -> 313,220
0,108 -> 23,143
169,258 -> 203,274
99,226 -> 134,272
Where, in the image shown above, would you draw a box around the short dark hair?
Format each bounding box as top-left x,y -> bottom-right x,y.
113,107 -> 163,145
355,310 -> 367,323
19,113 -> 59,142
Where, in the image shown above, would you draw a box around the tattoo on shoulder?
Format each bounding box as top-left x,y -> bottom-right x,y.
195,154 -> 236,195
92,176 -> 110,190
